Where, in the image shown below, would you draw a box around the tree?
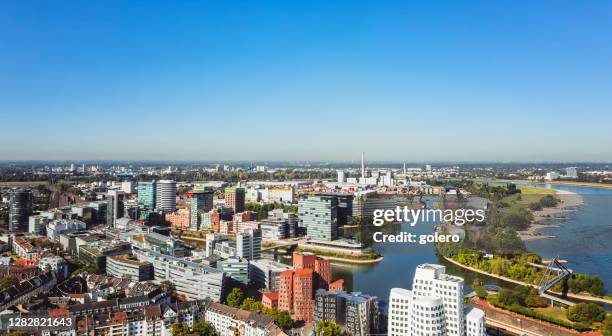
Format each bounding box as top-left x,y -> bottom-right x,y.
226,287 -> 245,307
496,289 -> 519,306
160,280 -> 176,294
566,303 -> 606,324
272,310 -> 293,329
192,319 -> 218,336
603,314 -> 612,336
475,287 -> 488,299
240,297 -> 263,311
315,320 -> 343,336
0,276 -> 19,290
170,322 -> 189,336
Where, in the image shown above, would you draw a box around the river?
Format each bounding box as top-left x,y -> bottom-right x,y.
325,184 -> 612,314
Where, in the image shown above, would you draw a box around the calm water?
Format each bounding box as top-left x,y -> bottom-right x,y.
326,184 -> 612,313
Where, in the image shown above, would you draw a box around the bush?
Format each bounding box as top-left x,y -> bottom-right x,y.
475,286 -> 488,299
566,303 -> 606,324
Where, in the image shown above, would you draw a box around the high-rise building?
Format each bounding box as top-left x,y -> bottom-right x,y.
565,167 -> 578,179
236,228 -> 261,261
28,215 -> 48,234
190,189 -> 214,230
224,187 -> 245,213
156,180 -> 177,212
388,263 -> 486,336
137,181 -> 156,210
337,170 -> 346,183
298,195 -> 338,241
106,190 -> 125,228
8,188 -> 33,232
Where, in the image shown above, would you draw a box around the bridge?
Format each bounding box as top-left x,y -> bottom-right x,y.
261,241 -> 299,252
536,257 -> 574,306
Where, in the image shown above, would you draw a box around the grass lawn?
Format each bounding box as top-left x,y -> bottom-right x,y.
533,307 -> 571,323
501,186 -> 557,208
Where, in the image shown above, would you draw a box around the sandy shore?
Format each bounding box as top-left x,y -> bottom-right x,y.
517,190 -> 584,241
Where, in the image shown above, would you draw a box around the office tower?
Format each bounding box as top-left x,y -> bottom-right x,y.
337,170 -> 345,183
190,189 -> 214,230
298,195 -> 338,241
236,228 -> 261,260
106,190 -> 125,228
137,181 -> 156,210
224,187 -> 245,213
388,263 -> 486,336
8,188 -> 33,232
155,180 -> 176,212
315,289 -> 380,336
121,181 -> 135,193
565,167 -> 578,178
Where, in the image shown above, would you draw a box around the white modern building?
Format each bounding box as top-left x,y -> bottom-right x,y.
236,228 -> 262,261
133,247 -> 225,302
155,180 -> 177,212
46,219 -> 86,242
388,263 -> 485,336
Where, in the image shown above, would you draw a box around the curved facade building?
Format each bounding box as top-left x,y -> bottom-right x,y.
155,180 -> 176,212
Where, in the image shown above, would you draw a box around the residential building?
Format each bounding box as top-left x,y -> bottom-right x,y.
314,289 -> 379,336
8,188 -> 33,232
205,302 -> 286,336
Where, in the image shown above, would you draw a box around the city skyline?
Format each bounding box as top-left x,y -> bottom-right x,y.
2,1 -> 612,161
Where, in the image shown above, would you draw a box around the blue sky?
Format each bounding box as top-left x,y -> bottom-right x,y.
1,1 -> 611,162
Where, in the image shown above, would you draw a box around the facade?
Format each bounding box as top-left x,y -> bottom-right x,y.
190,190 -> 214,230
155,180 -> 177,212
314,289 -> 379,336
205,302 -> 286,336
106,253 -> 154,281
224,187 -> 245,213
236,228 -> 262,261
217,257 -> 249,285
137,181 -> 157,211
8,188 -> 33,232
46,219 -> 87,242
299,195 -> 338,241
166,209 -> 190,230
201,209 -> 220,231
293,252 -> 331,289
268,187 -> 295,204
28,214 -> 48,234
133,247 -> 225,302
107,190 -> 126,228
387,264 -> 486,336
248,259 -> 291,291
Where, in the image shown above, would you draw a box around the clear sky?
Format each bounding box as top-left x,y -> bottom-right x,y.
1,1 -> 611,162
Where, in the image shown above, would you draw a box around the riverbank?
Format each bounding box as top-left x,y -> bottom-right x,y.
482,178 -> 612,190
443,256 -> 612,305
517,189 -> 584,241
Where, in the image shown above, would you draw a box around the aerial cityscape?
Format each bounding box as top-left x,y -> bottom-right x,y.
1,1 -> 612,336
